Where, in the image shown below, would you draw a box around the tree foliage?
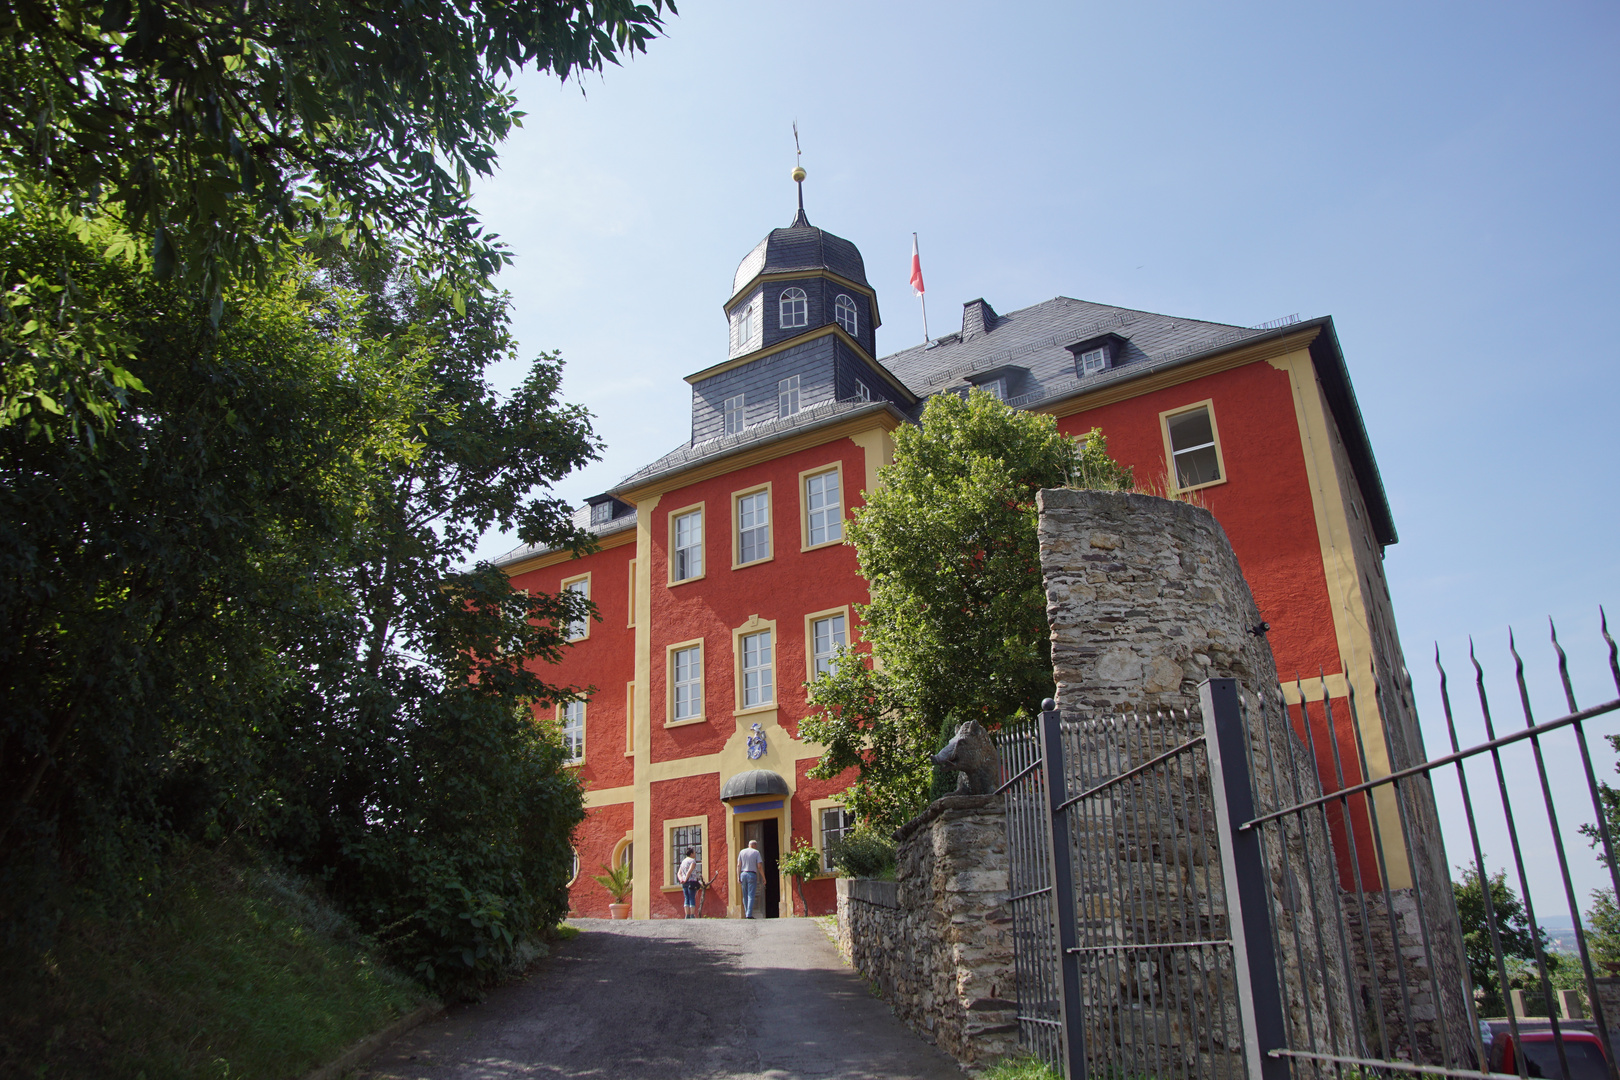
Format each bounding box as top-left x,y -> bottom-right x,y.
0,206 -> 597,991
1453,865 -> 1555,1016
800,391 -> 1132,830
0,0 -> 671,442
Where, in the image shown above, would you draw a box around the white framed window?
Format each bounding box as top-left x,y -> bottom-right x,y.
561,700 -> 585,763
804,469 -> 842,547
724,394 -> 745,435
569,848 -> 580,885
740,629 -> 774,708
668,821 -> 706,888
810,612 -> 847,679
1163,402 -> 1225,491
671,643 -> 703,723
978,377 -> 1006,401
834,294 -> 858,335
1078,346 -> 1109,376
671,507 -> 703,582
563,575 -> 590,640
855,380 -> 870,402
730,301 -> 758,355
779,287 -> 808,328
735,489 -> 771,565
819,806 -> 854,872
778,374 -> 800,418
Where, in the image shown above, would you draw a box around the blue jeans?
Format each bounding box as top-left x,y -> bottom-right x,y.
740,871 -> 758,918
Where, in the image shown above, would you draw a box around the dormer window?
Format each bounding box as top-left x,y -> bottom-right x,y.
778,375 -> 801,418
724,394 -> 745,435
834,294 -> 858,336
981,378 -> 1006,401
1067,333 -> 1127,378
855,380 -> 870,402
780,288 -> 808,329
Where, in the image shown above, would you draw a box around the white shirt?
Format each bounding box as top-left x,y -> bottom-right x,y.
737,846 -> 764,874
678,855 -> 699,884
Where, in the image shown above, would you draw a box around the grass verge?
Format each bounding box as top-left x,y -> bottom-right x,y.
0,847 -> 429,1079
982,1053 -> 1063,1080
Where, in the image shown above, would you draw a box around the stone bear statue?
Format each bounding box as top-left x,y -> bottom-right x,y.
932,720 -> 1000,796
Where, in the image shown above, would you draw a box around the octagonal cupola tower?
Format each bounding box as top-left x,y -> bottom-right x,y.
724,179 -> 881,361
685,173 -> 910,446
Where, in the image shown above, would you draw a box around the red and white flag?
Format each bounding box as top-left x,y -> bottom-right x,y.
909,233 -> 925,297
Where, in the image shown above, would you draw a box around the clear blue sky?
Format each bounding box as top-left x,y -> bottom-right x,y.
469,1 -> 1620,910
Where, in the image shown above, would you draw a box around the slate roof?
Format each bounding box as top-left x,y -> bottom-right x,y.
490,502 -> 637,570
731,209 -> 871,298
614,398 -> 904,494
493,293 -> 1397,572
882,296 -> 1268,406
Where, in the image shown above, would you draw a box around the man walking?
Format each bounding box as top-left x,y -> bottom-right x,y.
737,839 -> 763,919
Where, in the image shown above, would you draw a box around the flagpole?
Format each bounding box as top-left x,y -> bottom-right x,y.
912,232 -> 929,344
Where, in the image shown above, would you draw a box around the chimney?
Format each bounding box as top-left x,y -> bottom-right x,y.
962,298 -> 998,339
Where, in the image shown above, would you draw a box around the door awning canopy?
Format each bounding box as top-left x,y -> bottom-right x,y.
720,769 -> 791,802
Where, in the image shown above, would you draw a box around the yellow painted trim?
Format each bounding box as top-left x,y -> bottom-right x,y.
630,492 -> 660,918
610,832 -> 633,873
495,525 -> 636,578
1157,398 -> 1229,495
619,414 -> 903,507
666,501 -> 707,586
846,424 -> 894,509
1268,347 -> 1409,888
624,681 -> 636,756
584,784 -> 635,808
1279,673 -> 1351,706
560,571 -> 591,642
1035,328 -> 1322,421
665,637 -> 706,727
798,461 -> 847,551
732,614 -> 780,714
730,482 -> 775,570
724,268 -> 882,330
803,606 -> 852,688
683,323 -> 913,402
626,558 -> 637,627
662,815 -> 710,890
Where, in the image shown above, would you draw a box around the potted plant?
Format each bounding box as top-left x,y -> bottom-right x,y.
593,862 -> 632,919
779,837 -> 824,917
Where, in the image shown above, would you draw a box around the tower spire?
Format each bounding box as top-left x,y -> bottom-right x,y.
791,121 -> 809,226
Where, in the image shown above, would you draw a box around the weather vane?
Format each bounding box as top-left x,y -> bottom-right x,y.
791,122 -> 806,218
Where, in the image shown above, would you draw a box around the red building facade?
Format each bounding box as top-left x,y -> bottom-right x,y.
498,199 -> 1418,918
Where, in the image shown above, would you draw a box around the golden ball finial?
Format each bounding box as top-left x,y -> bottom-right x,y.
792,165 -> 806,183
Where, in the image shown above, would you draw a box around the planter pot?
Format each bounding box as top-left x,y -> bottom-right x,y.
608,902 -> 630,919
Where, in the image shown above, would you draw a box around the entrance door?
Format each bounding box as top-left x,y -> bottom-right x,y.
741,818 -> 781,918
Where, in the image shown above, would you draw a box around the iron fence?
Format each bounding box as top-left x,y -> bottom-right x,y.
1004,612 -> 1620,1080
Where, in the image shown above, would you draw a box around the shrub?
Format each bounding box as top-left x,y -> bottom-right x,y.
827,827 -> 897,879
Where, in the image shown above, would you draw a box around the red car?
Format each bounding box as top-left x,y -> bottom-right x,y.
1492,1029 -> 1612,1080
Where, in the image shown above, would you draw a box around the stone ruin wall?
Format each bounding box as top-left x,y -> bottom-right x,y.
835,794 -> 1019,1071
1039,488 -> 1470,1070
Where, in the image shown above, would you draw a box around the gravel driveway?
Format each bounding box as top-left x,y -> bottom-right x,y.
358,917 -> 966,1080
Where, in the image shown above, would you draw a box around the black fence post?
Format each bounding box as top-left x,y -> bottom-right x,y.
1200,678 -> 1290,1080
1040,698 -> 1088,1080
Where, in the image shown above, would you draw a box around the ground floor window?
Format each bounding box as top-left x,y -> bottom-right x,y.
671,824 -> 704,883
820,806 -> 853,872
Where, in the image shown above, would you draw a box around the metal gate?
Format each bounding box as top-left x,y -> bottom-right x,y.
1002,615 -> 1620,1080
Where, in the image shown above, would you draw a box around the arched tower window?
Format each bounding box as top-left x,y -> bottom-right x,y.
834,294 -> 858,336
779,288 -> 808,329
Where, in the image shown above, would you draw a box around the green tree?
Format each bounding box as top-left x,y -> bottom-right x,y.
800,390 -> 1131,830
255,247 -> 598,987
1454,865 -> 1554,1016
0,203 -> 421,925
1,0 -> 672,442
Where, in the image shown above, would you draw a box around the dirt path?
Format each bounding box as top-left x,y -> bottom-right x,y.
359,918 -> 966,1080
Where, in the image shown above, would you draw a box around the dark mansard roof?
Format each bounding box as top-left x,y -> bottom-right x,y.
731,209 -> 871,298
